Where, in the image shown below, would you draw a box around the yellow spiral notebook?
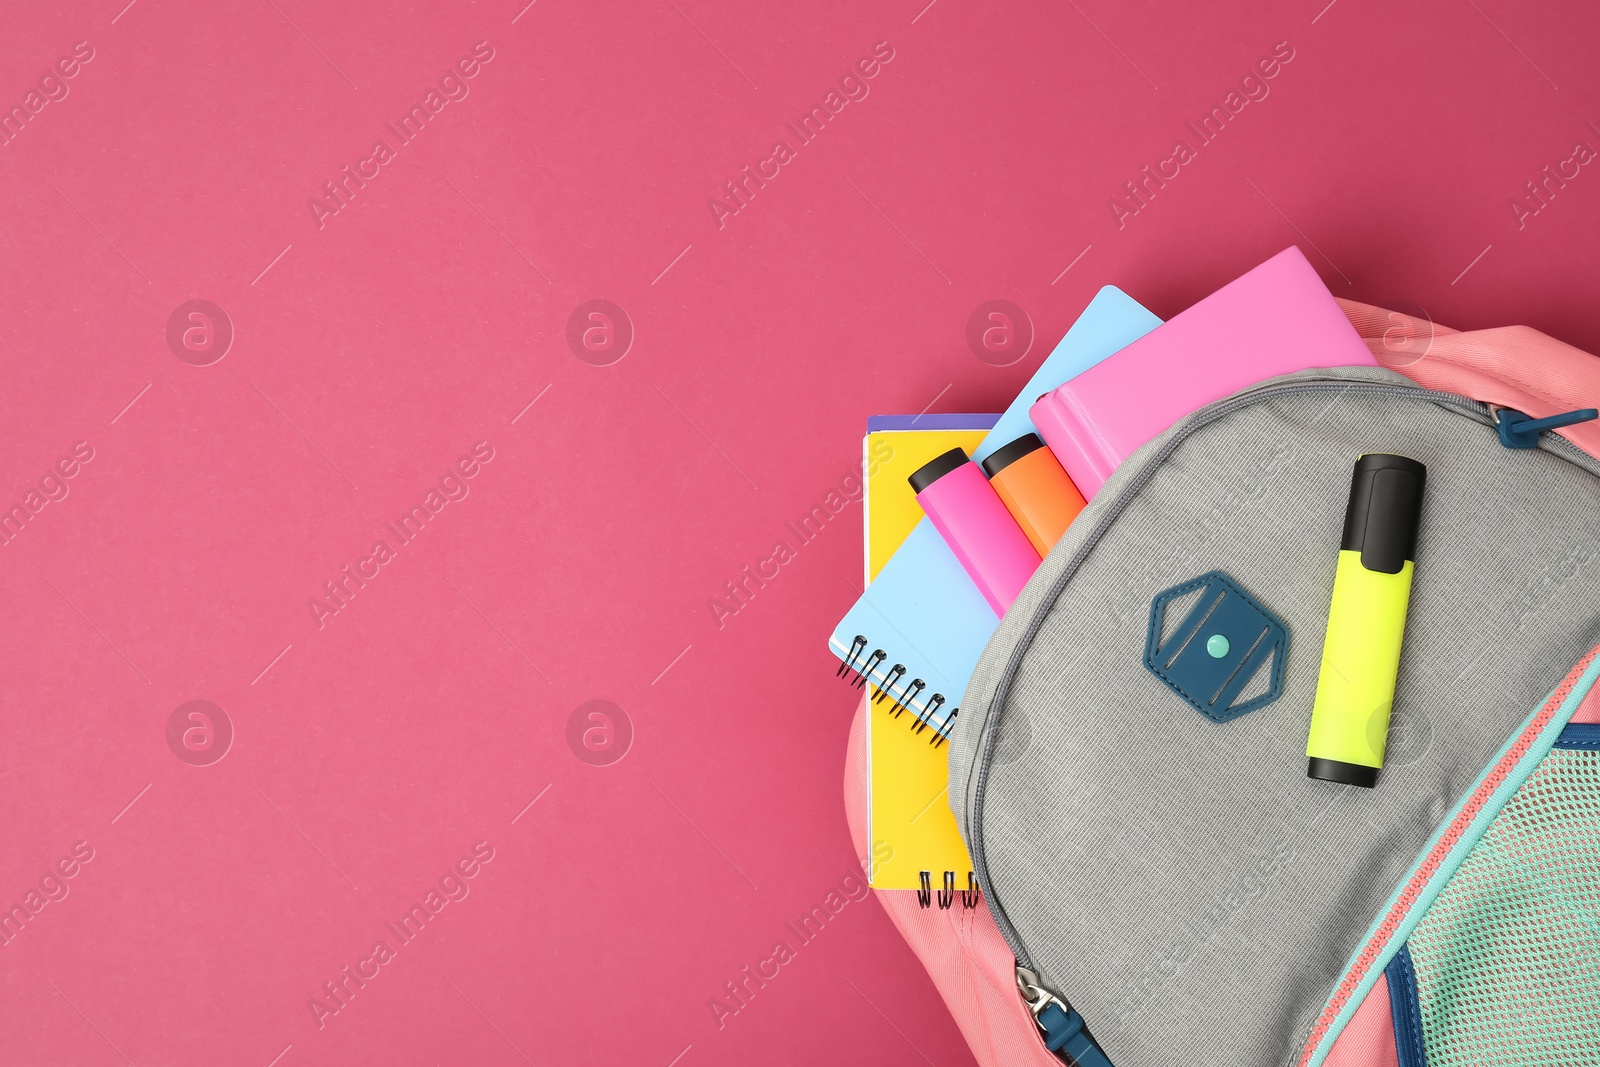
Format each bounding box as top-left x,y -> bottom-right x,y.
861,415 -> 992,896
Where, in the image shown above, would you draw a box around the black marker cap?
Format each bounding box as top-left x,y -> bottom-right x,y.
1340,454 -> 1427,574
908,448 -> 970,494
979,434 -> 1047,478
1308,757 -> 1379,788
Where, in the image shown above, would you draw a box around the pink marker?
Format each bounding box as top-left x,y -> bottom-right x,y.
909,448 -> 1042,616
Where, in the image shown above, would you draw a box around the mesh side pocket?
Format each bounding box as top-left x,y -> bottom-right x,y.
1406,747 -> 1600,1065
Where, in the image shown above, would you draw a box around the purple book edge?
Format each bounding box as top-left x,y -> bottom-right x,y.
867,413 -> 1002,432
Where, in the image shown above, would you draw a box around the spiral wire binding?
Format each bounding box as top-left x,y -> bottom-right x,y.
916,870 -> 981,910
854,650 -> 886,688
835,635 -> 867,677
837,635 -> 959,747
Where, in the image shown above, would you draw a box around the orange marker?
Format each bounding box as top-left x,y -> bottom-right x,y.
980,434 -> 1086,556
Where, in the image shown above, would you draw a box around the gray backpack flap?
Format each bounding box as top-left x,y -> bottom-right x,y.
949,365 -> 1600,1065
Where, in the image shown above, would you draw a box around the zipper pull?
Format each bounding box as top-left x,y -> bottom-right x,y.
1016,967 -> 1115,1067
1492,405 -> 1599,449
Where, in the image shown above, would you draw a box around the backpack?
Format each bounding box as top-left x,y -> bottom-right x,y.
845,299 -> 1600,1067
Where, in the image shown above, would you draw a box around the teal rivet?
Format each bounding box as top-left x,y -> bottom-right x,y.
1206,634 -> 1230,659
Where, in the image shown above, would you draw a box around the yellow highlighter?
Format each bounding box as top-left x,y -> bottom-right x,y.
1307,454 -> 1427,788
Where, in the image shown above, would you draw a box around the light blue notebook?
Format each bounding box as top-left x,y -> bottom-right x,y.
829,286 -> 1162,741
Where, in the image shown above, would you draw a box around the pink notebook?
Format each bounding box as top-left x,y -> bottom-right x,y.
1030,246 -> 1376,496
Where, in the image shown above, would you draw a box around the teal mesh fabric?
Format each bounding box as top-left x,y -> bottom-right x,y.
1407,746 -> 1600,1064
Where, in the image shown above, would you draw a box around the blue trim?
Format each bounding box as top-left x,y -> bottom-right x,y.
1036,1003 -> 1112,1066
1385,944 -> 1428,1067
1554,722 -> 1600,749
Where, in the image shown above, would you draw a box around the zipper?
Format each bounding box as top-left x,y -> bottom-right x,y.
1297,644 -> 1600,1066
962,372 -> 1600,1043
1016,965 -> 1113,1066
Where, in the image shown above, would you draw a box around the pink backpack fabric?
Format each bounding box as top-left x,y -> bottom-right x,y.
842,298 -> 1600,1067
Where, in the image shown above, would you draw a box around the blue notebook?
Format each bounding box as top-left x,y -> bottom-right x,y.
829,286 -> 1163,741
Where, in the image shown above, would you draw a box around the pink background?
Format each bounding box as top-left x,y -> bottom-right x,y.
2,0 -> 1599,1064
